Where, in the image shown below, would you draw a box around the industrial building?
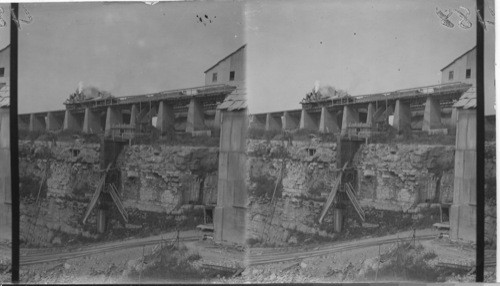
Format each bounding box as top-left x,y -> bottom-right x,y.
18,45 -> 248,139
440,46 -> 476,87
441,45 -> 495,117
204,45 -> 246,89
0,44 -> 10,241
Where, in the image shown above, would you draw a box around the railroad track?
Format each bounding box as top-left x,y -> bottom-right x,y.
20,235 -> 199,266
248,234 -> 436,266
21,231 -> 483,269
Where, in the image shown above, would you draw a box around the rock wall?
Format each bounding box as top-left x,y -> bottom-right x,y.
19,140 -> 218,247
247,139 -> 337,245
354,144 -> 455,212
485,141 -> 496,248
19,140 -> 102,246
246,139 -> 454,245
116,145 -> 219,213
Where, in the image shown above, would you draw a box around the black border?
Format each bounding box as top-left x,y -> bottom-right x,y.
10,3 -> 19,283
6,1 -> 492,284
476,0 -> 485,282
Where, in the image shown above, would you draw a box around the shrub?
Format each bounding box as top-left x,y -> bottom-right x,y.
186,252 -> 202,262
73,181 -> 90,197
370,130 -> 455,145
250,175 -> 283,200
246,237 -> 261,246
19,175 -> 46,200
372,242 -> 441,282
309,181 -> 327,197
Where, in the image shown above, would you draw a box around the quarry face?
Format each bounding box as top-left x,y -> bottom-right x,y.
17,130 -> 495,283
246,139 -> 457,245
19,139 -> 219,247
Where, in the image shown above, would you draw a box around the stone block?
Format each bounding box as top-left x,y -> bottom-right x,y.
29,114 -> 45,132
319,107 -> 339,133
104,107 -> 123,136
366,103 -> 375,126
449,204 -> 476,242
46,112 -> 63,131
427,128 -> 448,135
186,98 -> 206,133
422,97 -> 443,131
266,113 -> 281,131
299,109 -> 318,130
282,112 -> 299,130
130,105 -> 138,126
393,100 -> 411,132
157,101 -> 174,133
63,110 -> 81,131
83,108 -> 102,133
341,105 -> 359,135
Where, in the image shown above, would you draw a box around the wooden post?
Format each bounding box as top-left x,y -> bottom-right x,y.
375,244 -> 381,281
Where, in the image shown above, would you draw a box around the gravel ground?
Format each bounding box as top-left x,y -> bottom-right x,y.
0,240 -> 11,283
20,232 -> 246,284
18,229 -> 480,284
223,233 -> 476,283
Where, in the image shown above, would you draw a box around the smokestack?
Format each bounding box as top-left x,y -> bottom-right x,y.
78,81 -> 84,94
314,80 -> 320,93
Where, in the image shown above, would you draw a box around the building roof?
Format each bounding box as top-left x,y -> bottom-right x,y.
217,86 -> 246,111
440,46 -> 476,71
0,44 -> 9,54
204,44 -> 246,74
0,84 -> 9,108
453,87 -> 476,109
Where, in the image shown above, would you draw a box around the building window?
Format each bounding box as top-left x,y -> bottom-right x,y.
466,69 -> 471,79
0,68 -> 4,77
212,73 -> 217,83
448,71 -> 454,80
70,149 -> 80,157
306,148 -> 316,156
229,71 -> 235,81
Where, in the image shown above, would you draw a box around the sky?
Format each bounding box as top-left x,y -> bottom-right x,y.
18,2 -> 244,113
16,0 -> 495,115
0,3 -> 10,50
245,0 -> 483,113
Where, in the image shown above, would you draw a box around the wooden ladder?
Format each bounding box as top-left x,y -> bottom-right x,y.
318,162 -> 348,224
82,163 -> 112,224
345,182 -> 365,222
109,183 -> 129,223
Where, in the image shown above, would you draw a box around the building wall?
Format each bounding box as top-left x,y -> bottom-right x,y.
441,48 -> 476,87
214,109 -> 248,244
440,46 -> 495,116
205,46 -> 245,88
0,107 -> 11,240
450,108 -> 476,242
484,26 -> 495,116
0,45 -> 10,87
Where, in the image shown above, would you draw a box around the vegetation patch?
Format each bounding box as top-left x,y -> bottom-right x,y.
105,208 -> 205,241
338,207 -> 440,241
133,126 -> 220,147
72,181 -> 90,197
248,128 -> 337,142
249,175 -> 283,200
128,243 -> 205,281
19,175 -> 46,201
128,242 -> 235,281
363,241 -> 469,282
249,143 -> 289,159
370,130 -> 455,145
308,180 -> 327,197
19,130 -> 102,143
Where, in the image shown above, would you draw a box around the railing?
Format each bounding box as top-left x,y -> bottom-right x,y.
251,82 -> 472,117
354,82 -> 471,103
64,84 -> 235,110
